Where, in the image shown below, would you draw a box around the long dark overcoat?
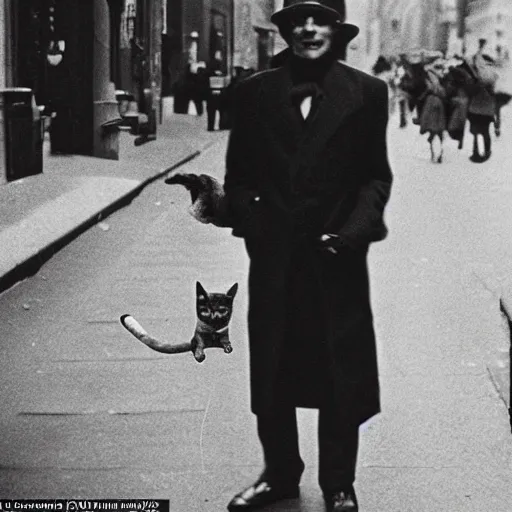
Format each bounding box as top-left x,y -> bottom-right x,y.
223,60 -> 393,426
419,71 -> 447,135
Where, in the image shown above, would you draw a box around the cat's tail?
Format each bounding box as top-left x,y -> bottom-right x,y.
120,315 -> 192,354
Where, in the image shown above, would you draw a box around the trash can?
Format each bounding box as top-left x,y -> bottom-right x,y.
1,88 -> 43,182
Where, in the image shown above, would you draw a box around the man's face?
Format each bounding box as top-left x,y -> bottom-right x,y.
290,12 -> 335,60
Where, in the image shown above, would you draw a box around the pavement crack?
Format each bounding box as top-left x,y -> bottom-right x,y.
0,466 -> 211,474
486,365 -> 510,411
111,409 -> 205,416
470,269 -> 500,299
86,319 -> 120,324
17,409 -> 205,417
0,465 -> 135,472
18,412 -> 97,417
53,357 -> 169,363
199,383 -> 215,473
363,465 -> 461,469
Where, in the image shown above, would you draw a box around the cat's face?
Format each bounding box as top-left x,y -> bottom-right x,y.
196,282 -> 238,330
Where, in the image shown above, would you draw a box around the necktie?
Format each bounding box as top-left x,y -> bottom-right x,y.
290,82 -> 323,119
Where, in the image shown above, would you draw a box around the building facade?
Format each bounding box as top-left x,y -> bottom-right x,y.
344,0 -> 370,70
365,0 -> 456,64
182,0 -> 233,71
464,0 -> 512,58
160,0 -> 234,95
437,0 -> 460,57
0,0 -> 165,160
234,0 -> 275,71
0,0 -> 6,183
0,0 -> 6,89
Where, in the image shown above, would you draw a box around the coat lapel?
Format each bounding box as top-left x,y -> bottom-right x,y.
259,67 -> 304,154
297,63 -> 363,168
258,61 -> 364,170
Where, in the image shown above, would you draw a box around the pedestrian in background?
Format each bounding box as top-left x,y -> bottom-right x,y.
171,64 -> 207,116
419,58 -> 448,163
393,58 -> 410,128
445,58 -> 472,149
189,62 -> 208,116
494,59 -> 512,137
467,52 -> 498,162
223,1 -> 393,511
206,69 -> 228,131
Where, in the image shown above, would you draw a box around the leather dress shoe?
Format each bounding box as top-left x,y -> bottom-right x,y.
469,153 -> 484,163
324,488 -> 358,512
227,480 -> 300,511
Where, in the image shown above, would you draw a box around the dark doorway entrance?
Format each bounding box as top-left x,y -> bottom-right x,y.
210,10 -> 228,74
10,0 -> 51,106
162,0 -> 183,96
11,0 -> 94,155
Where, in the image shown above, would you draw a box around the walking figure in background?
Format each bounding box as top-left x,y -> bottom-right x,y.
494,90 -> 511,137
171,63 -> 207,115
223,1 -> 393,511
444,59 -> 472,150
466,52 -> 498,163
419,59 -> 448,163
189,62 -> 208,116
372,55 -> 405,124
493,59 -> 512,137
372,55 -> 392,84
398,58 -> 428,127
394,60 -> 410,128
206,69 -> 229,131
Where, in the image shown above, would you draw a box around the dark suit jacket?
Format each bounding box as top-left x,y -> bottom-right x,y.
223,60 -> 392,421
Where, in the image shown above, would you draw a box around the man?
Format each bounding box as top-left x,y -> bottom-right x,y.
206,69 -> 229,131
223,1 -> 392,511
466,48 -> 498,162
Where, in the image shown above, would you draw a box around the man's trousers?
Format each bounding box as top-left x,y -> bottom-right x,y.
256,403 -> 359,494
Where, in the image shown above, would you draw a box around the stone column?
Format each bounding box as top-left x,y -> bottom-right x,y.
93,0 -> 120,159
151,0 -> 163,125
0,0 -> 7,184
0,0 -> 6,90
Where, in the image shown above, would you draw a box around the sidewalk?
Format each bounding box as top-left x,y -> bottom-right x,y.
388,106 -> 512,423
0,109 -> 220,293
0,103 -> 512,511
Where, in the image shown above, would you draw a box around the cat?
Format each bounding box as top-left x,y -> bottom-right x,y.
120,282 -> 238,363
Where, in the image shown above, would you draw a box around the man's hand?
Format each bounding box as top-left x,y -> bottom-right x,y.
319,234 -> 340,254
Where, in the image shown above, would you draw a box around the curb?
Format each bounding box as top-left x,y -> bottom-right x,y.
0,150 -> 202,295
497,298 -> 512,432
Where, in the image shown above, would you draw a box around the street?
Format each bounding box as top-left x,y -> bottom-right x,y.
1,107 -> 512,511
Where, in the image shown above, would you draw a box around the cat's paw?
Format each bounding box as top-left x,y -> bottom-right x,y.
224,345 -> 233,354
194,352 -> 206,363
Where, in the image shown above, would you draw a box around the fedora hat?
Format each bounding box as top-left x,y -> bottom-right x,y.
271,0 -> 359,42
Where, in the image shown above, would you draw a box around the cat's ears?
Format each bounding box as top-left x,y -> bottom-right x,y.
196,281 -> 238,299
196,281 -> 208,299
227,283 -> 238,299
